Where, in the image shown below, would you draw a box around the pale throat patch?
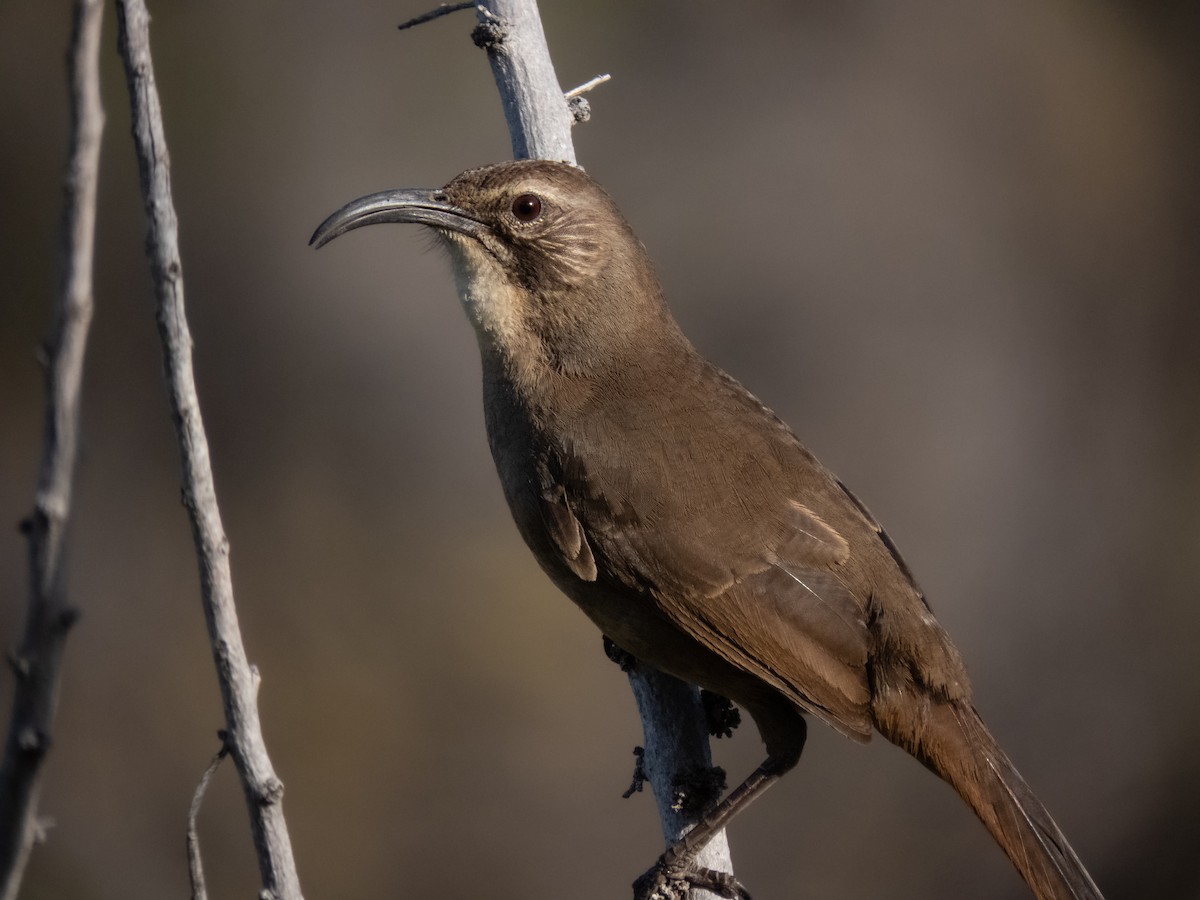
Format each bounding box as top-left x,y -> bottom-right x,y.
442,234 -> 543,366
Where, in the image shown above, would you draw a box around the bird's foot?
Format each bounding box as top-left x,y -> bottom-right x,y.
633,856 -> 751,900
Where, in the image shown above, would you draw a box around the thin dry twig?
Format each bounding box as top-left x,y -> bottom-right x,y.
114,2 -> 303,897
398,2 -> 477,31
186,747 -> 227,900
564,73 -> 611,99
0,1 -> 104,896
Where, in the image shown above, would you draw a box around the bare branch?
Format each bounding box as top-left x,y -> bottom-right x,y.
114,2 -> 303,897
0,1 -> 103,895
473,0 -> 577,163
186,748 -> 227,900
469,1 -> 734,893
626,671 -> 729,847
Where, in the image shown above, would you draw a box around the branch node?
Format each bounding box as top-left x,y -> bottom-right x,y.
568,96 -> 591,124
700,690 -> 741,739
622,746 -> 647,799
258,776 -> 285,806
633,862 -> 693,900
669,765 -> 726,816
471,8 -> 506,51
563,74 -> 610,124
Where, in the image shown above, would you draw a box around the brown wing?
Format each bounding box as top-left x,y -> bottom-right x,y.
547,438 -> 877,740
523,347 -> 963,742
650,498 -> 874,741
540,483 -> 598,581
545,360 -> 891,741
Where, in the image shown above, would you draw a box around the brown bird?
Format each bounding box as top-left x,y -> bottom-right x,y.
311,159 -> 1103,900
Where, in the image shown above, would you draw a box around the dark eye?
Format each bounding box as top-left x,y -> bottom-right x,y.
511,193 -> 543,222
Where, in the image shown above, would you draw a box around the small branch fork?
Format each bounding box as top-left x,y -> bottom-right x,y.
0,1 -> 104,896
114,2 -> 303,897
186,745 -> 228,900
398,2 -> 611,139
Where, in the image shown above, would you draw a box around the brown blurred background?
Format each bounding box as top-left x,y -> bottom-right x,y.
2,2 -> 1198,898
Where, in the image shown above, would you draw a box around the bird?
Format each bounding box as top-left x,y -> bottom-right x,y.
311,158 -> 1103,900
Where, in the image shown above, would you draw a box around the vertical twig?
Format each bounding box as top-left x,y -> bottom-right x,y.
186,749 -> 226,900
474,0 -> 577,163
470,0 -> 734,890
0,1 -> 104,896
114,2 -> 304,897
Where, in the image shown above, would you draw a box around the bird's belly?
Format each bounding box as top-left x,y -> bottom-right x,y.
543,560 -> 787,714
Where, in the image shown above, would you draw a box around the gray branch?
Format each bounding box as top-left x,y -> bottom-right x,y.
0,0 -> 103,895
472,1 -> 734,892
475,0 -> 577,163
114,2 -> 303,897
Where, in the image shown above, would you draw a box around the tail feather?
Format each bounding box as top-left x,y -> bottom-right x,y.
884,699 -> 1103,900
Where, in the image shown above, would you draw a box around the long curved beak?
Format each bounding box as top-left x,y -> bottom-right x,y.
309,189 -> 487,249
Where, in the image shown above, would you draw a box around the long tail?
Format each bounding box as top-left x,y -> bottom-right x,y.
883,699 -> 1103,899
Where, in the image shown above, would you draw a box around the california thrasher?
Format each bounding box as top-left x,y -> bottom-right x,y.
312,159 -> 1103,900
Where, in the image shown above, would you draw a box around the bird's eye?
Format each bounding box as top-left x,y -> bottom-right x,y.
511,193 -> 543,223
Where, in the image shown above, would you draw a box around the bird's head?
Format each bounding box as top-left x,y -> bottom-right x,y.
311,159 -> 681,383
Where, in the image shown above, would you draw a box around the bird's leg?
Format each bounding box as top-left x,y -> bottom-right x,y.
634,746 -> 802,900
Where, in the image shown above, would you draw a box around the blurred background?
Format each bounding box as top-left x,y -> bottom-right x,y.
2,2 -> 1198,898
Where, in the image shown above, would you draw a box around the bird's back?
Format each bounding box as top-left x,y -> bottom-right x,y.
483,341 -> 969,742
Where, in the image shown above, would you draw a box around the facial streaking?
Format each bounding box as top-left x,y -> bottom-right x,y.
312,159 -> 677,382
